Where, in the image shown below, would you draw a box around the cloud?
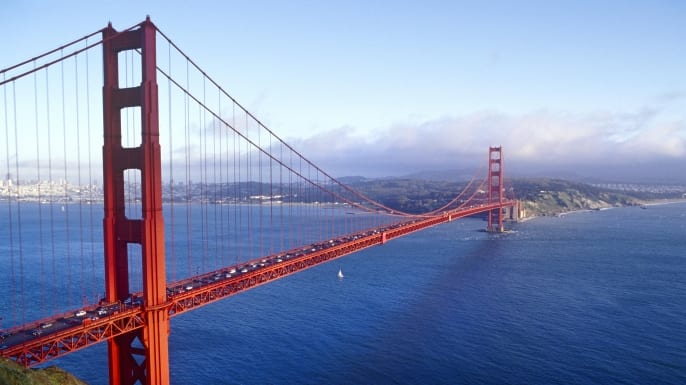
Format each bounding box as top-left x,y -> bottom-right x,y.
290,107 -> 686,182
159,102 -> 685,183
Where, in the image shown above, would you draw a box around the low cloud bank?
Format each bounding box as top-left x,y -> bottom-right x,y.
291,106 -> 685,183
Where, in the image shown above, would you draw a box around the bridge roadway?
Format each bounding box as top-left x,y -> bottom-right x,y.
0,201 -> 516,367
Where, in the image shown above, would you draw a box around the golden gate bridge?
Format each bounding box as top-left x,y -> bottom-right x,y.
0,18 -> 518,385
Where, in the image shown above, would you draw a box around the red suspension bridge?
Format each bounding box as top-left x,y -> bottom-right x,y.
0,18 -> 518,385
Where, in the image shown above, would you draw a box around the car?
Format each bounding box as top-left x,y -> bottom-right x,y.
123,296 -> 142,306
0,332 -> 10,340
31,329 -> 42,336
40,322 -> 53,329
96,308 -> 108,316
74,310 -> 87,317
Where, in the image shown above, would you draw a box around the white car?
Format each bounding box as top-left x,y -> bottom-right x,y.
75,310 -> 87,317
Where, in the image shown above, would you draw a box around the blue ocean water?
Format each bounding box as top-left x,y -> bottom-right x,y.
28,203 -> 686,383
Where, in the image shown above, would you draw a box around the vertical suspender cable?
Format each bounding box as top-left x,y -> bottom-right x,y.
185,58 -> 192,278
12,81 -> 26,326
288,149 -> 292,251
221,90 -> 228,267
203,86 -> 208,272
224,96 -> 230,266
258,121 -> 263,258
4,74 -> 18,327
214,86 -> 220,269
200,79 -> 207,274
269,130 -> 280,254
61,49 -> 74,306
319,169 -> 324,242
227,105 -> 232,264
246,114 -> 253,261
233,102 -> 239,265
168,39 -> 176,283
33,64 -> 46,318
279,138 -> 284,253
74,51 -> 86,306
330,174 -> 335,240
46,65 -> 60,310
297,156 -> 302,248
85,39 -> 97,303
308,162 -> 312,243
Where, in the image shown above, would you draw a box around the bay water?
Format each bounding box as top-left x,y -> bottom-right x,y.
23,202 -> 686,384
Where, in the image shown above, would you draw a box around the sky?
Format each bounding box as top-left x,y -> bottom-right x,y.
1,0 -> 685,182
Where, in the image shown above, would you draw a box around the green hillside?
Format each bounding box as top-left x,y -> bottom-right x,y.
0,358 -> 87,385
513,178 -> 642,217
348,177 -> 684,217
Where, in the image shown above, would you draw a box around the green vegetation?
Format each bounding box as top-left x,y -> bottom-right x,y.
0,358 -> 87,385
512,178 -> 640,217
348,178 -> 464,213
348,177 -> 685,217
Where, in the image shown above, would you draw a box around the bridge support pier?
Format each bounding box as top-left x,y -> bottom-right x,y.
102,18 -> 170,385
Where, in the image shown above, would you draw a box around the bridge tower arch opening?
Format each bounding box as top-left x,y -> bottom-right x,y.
102,18 -> 170,385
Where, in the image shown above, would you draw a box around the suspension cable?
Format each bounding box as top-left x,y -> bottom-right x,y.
153,25 -> 451,218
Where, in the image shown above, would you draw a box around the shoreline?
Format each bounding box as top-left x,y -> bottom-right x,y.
519,198 -> 686,222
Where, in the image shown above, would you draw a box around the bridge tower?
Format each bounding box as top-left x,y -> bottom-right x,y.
102,18 -> 170,385
487,146 -> 505,232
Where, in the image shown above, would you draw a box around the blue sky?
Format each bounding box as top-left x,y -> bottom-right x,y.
2,0 -> 685,181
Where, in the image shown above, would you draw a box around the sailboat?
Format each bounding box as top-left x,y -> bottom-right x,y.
337,268 -> 344,279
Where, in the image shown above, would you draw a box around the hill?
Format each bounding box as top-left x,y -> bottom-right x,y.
0,358 -> 87,385
346,177 -> 685,217
512,178 -> 642,217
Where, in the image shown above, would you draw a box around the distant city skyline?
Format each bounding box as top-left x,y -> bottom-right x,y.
1,1 -> 684,182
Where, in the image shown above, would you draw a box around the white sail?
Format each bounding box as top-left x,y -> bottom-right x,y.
338,269 -> 344,279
